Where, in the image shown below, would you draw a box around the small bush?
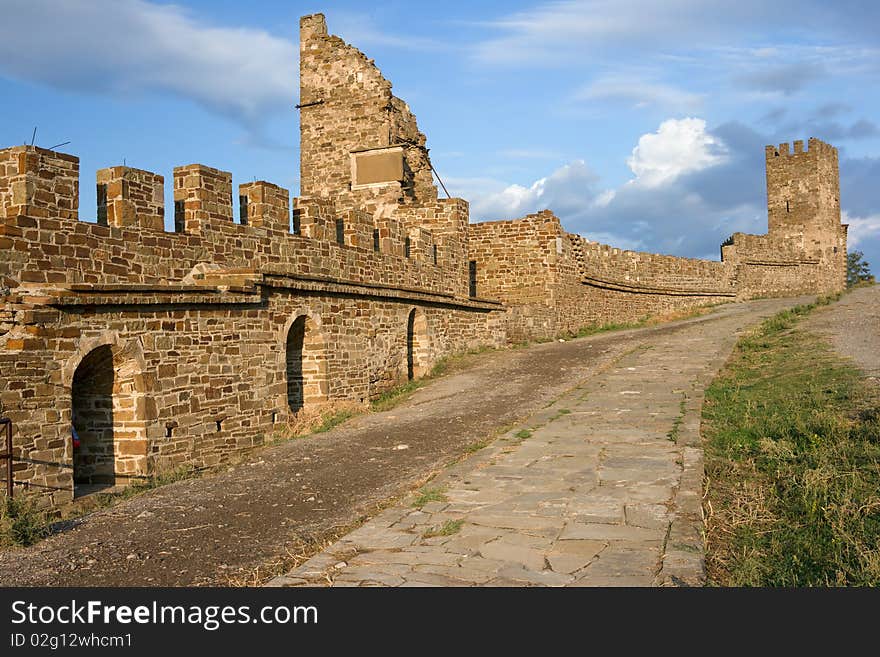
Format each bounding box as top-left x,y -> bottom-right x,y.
0,496 -> 48,548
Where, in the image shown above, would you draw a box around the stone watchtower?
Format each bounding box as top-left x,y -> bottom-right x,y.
764,137 -> 848,292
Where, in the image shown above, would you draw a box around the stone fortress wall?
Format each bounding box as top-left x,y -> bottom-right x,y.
0,13 -> 847,510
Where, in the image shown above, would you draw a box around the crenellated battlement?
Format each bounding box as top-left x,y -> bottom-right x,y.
765,137 -> 837,161
0,146 -> 79,221
96,166 -> 164,231
0,144 -> 473,300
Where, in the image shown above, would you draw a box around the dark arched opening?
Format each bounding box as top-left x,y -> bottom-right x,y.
407,310 -> 416,381
287,316 -> 306,413
407,308 -> 429,381
72,344 -> 115,496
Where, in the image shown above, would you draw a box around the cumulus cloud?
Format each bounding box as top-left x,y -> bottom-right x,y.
465,160 -> 599,220
465,116 -> 878,266
0,0 -> 297,126
626,118 -> 728,188
843,212 -> 880,248
467,118 -> 763,258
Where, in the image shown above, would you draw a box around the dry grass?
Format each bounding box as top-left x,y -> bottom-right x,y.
703,295 -> 880,586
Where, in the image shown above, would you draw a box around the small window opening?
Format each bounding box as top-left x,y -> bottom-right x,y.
165,424 -> 174,438
336,218 -> 345,245
271,411 -> 278,424
239,195 -> 249,226
174,200 -> 186,233
96,184 -> 108,226
215,419 -> 223,432
469,260 -> 477,298
291,208 -> 301,235
405,237 -> 411,259
373,228 -> 380,253
433,244 -> 438,265
785,200 -> 790,213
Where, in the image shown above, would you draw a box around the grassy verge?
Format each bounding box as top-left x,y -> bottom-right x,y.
702,294 -> 880,586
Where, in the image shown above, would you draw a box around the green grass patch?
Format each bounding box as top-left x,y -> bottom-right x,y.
313,409 -> 358,434
574,318 -> 649,338
514,429 -> 533,441
422,519 -> 464,538
464,440 -> 490,454
371,380 -> 423,412
411,487 -> 448,509
0,496 -> 48,548
549,408 -> 572,421
667,396 -> 687,443
702,294 -> 880,586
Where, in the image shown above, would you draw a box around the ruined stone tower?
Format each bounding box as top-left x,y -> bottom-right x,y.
298,13 -> 438,220
764,138 -> 848,292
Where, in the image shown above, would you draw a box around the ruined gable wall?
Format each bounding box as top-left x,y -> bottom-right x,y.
299,14 -> 437,220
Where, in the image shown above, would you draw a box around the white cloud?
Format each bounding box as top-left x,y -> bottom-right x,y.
626,118 -> 728,188
0,0 -> 297,125
575,76 -> 704,111
466,160 -> 597,220
843,211 -> 880,247
472,1 -> 880,68
594,189 -> 616,207
463,119 -> 768,258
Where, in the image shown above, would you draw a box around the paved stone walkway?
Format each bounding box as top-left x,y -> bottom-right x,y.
270,297 -> 806,587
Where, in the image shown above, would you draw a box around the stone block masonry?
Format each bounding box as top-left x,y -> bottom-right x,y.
0,12 -> 848,512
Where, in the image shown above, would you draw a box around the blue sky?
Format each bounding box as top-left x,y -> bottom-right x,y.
1,0 -> 878,270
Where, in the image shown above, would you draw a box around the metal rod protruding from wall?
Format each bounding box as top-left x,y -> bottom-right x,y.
0,418 -> 12,500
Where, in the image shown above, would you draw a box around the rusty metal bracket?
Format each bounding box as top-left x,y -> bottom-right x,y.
0,417 -> 12,499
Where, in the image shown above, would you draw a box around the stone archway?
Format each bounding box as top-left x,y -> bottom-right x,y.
72,345 -> 115,494
285,314 -> 328,414
406,308 -> 430,380
67,336 -> 151,497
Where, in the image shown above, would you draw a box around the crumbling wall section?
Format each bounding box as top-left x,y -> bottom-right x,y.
299,13 -> 437,219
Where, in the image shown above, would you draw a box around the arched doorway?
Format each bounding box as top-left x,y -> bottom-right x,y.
286,315 -> 328,414
407,308 -> 430,380
71,344 -> 116,495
